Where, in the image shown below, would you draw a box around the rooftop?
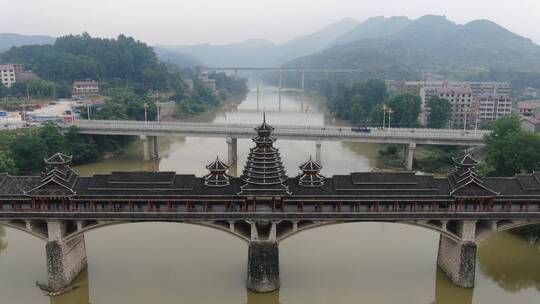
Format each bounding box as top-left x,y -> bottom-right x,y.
518,101 -> 540,110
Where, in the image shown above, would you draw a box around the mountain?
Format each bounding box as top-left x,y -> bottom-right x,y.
286,15 -> 540,74
275,18 -> 359,63
159,18 -> 359,67
0,33 -> 55,52
153,46 -> 204,67
331,16 -> 412,46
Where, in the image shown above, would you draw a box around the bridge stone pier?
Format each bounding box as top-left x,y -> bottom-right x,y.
46,220 -> 87,291
403,142 -> 416,170
315,141 -> 322,164
141,135 -> 159,161
436,221 -> 477,288
226,137 -> 238,164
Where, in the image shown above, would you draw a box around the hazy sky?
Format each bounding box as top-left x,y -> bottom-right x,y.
2,0 -> 540,45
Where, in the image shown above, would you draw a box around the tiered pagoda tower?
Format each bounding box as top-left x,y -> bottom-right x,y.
25,153 -> 79,197
239,114 -> 290,195
204,156 -> 231,187
448,154 -> 498,198
298,156 -> 325,187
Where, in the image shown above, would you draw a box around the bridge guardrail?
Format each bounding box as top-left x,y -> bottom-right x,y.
60,120 -> 488,143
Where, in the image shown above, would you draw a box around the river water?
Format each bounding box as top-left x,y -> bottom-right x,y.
1,80 -> 539,304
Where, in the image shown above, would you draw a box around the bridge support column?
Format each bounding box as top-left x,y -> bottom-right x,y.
404,142 -> 416,170
278,71 -> 282,111
141,135 -> 159,161
301,71 -> 305,91
247,241 -> 280,293
437,221 -> 477,288
46,221 -> 87,291
152,136 -> 159,160
315,141 -> 322,164
227,137 -> 238,165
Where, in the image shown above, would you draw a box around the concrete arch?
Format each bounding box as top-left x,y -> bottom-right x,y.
0,221 -> 48,241
278,220 -> 462,243
476,220 -> 540,242
62,220 -> 251,243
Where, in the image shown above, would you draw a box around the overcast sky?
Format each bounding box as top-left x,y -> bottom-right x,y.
2,0 -> 540,46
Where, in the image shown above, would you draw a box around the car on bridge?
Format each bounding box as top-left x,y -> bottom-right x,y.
351,126 -> 371,133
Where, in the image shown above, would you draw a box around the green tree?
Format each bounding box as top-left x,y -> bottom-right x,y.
39,124 -> 69,155
9,135 -> 48,174
427,96 -> 452,128
482,116 -> 540,176
0,83 -> 8,98
384,94 -> 421,128
0,151 -> 17,174
65,126 -> 99,164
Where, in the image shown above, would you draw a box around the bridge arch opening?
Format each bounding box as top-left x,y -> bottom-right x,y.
277,220 -> 461,243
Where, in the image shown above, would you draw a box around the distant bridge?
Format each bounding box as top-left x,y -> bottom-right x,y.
201,67 -> 363,93
60,120 -> 489,169
202,67 -> 363,73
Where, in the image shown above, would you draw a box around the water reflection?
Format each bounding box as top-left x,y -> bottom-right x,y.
246,290 -> 279,304
0,226 -> 7,255
49,269 -> 90,304
434,268 -> 473,304
478,232 -> 540,292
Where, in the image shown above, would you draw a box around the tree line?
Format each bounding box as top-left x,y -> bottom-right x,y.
322,78 -> 452,128
0,33 -> 248,116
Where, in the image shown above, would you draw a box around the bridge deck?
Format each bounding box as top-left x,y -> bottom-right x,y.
60,120 -> 488,145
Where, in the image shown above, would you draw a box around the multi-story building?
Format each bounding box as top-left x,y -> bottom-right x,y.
72,80 -> 100,100
517,100 -> 540,117
0,64 -> 18,88
468,82 -> 511,95
474,93 -> 513,123
1,63 -> 39,88
434,86 -> 474,127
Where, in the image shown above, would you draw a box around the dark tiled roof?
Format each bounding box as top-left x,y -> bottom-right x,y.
204,157 -> 231,187
452,154 -> 479,167
206,157 -> 229,171
299,157 -> 322,172
44,153 -> 72,165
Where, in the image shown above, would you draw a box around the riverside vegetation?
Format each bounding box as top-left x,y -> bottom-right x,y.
0,33 -> 247,174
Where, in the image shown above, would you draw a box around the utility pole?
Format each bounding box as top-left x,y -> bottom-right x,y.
86,102 -> 91,120
387,108 -> 394,129
21,102 -> 26,123
155,100 -> 161,123
143,102 -> 149,124
256,84 -> 260,112
474,109 -> 479,134
463,108 -> 468,131
382,105 -> 387,128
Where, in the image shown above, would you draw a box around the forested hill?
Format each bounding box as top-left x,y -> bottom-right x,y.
1,33 -> 173,92
286,15 -> 540,75
0,33 -> 248,116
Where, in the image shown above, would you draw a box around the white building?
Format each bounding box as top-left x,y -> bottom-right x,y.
434,86 -> 474,127
0,64 -> 19,88
474,93 -> 513,123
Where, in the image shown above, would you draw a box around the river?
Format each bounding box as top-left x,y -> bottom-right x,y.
0,79 -> 539,304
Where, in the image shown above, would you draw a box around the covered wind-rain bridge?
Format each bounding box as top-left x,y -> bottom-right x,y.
1,117 -> 540,293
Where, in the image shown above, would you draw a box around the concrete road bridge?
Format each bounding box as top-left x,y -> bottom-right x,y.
0,119 -> 535,295
201,67 -> 365,103
59,120 -> 489,170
